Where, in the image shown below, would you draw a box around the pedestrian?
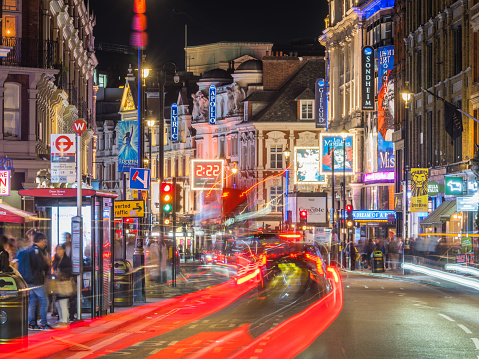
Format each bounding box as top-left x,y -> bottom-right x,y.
52,245 -> 73,326
384,238 -> 390,269
61,232 -> 72,258
366,239 -> 375,268
348,241 -> 357,270
27,232 -> 52,330
0,235 -> 13,272
389,238 -> 399,270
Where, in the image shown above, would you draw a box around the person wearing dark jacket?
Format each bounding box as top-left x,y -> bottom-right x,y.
52,245 -> 73,326
28,232 -> 52,330
0,235 -> 13,272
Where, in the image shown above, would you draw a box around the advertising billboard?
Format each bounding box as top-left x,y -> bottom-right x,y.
294,147 -> 326,184
315,78 -> 327,128
320,133 -> 356,175
361,46 -> 375,111
290,192 -> 328,226
377,46 -> 395,171
118,120 -> 139,172
411,168 -> 429,212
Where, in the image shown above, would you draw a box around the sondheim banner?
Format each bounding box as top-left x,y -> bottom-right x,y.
361,46 -> 375,111
411,168 -> 429,212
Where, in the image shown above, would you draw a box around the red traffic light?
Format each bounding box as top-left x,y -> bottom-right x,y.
346,204 -> 353,212
299,210 -> 308,219
161,183 -> 173,193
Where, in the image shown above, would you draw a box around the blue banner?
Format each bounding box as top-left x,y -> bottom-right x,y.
321,135 -> 354,174
315,78 -> 327,128
209,85 -> 216,125
171,103 -> 178,142
118,120 -> 139,173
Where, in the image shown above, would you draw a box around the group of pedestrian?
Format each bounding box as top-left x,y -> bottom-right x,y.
0,228 -> 75,330
351,237 -> 404,270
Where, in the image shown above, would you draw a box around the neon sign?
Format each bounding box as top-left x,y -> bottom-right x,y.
363,171 -> 394,183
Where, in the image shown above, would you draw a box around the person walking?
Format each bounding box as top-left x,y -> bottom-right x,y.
27,232 -> 52,330
52,245 -> 73,326
0,235 -> 13,272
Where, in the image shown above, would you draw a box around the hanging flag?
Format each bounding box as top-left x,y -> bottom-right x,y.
410,168 -> 429,212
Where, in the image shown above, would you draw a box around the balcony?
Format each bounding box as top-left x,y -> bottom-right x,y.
1,37 -> 57,69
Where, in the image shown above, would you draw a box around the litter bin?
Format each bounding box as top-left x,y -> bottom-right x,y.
113,260 -> 133,307
0,272 -> 28,347
371,251 -> 385,273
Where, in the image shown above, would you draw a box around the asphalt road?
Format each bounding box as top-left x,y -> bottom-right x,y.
297,270 -> 479,359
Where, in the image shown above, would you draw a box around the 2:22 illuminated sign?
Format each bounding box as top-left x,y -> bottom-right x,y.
191,160 -> 224,191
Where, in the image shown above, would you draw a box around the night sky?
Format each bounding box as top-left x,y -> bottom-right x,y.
89,0 -> 329,71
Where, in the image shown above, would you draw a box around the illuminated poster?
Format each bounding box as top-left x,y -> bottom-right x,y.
171,103 -> 178,142
294,147 -> 326,184
361,46 -> 375,111
118,120 -> 139,172
377,46 -> 395,171
315,78 -> 327,128
209,85 -> 216,125
320,134 -> 355,175
411,168 -> 429,212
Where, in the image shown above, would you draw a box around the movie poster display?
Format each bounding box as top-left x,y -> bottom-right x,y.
320,134 -> 356,175
361,46 -> 375,111
294,147 -> 326,184
117,120 -> 139,172
377,46 -> 395,171
315,78 -> 327,128
411,168 -> 429,212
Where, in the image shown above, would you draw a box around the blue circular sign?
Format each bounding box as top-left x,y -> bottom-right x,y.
364,47 -> 373,56
318,80 -> 325,87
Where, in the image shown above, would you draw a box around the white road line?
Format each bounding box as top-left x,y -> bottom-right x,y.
458,324 -> 472,334
168,341 -> 179,346
439,314 -> 455,322
149,349 -> 162,355
189,324 -> 198,328
471,338 -> 479,350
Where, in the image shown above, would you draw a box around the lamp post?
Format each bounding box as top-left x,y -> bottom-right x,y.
283,144 -> 291,231
147,118 -> 155,233
401,82 -> 412,273
340,126 -> 349,267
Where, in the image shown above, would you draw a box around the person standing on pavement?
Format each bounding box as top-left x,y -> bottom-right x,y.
28,232 -> 52,330
52,245 -> 73,326
389,238 -> 399,270
0,235 -> 13,272
348,241 -> 357,270
366,239 -> 375,268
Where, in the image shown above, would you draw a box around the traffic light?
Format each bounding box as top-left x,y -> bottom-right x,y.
346,204 -> 354,228
174,183 -> 183,213
160,182 -> 173,213
299,210 -> 308,227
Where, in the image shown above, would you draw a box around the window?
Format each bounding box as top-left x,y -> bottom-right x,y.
300,100 -> 314,119
98,74 -> 107,88
454,101 -> 462,162
270,186 -> 283,212
3,0 -> 18,11
427,43 -> 432,88
3,82 -> 20,138
454,25 -> 462,76
416,49 -> 422,92
427,111 -> 432,166
270,145 -> 283,169
2,15 -> 16,37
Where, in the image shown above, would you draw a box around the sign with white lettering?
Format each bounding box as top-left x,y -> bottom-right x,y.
315,78 -> 327,128
352,210 -> 396,222
209,85 -> 216,125
456,196 -> 478,212
361,46 -> 375,111
171,103 -> 178,142
0,170 -> 10,196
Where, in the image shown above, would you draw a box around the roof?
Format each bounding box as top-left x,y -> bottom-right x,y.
237,59 -> 263,71
243,91 -> 277,103
0,203 -> 39,224
248,58 -> 325,123
419,200 -> 457,227
294,88 -> 315,101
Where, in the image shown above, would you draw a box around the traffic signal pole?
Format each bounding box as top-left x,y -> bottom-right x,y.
172,177 -> 177,287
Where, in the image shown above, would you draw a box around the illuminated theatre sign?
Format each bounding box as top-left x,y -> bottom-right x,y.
319,133 -> 356,175
315,78 -> 327,128
352,210 -> 396,222
209,85 -> 216,125
361,46 -> 375,111
191,160 -> 223,191
294,147 -> 327,184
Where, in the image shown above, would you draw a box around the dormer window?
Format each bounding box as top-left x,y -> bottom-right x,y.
300,100 -> 314,119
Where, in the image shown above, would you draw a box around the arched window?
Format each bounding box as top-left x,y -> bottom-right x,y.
4,82 -> 20,138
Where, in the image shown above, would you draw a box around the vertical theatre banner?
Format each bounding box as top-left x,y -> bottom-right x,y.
411,168 -> 429,212
209,85 -> 216,125
315,78 -> 327,128
171,103 -> 178,142
118,120 -> 139,172
361,46 -> 375,111
320,133 -> 355,175
377,46 -> 395,171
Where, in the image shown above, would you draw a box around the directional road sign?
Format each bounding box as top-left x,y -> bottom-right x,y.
129,168 -> 150,190
114,200 -> 145,218
445,177 -> 464,196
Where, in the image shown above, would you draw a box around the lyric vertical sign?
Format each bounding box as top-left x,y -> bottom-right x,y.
209,85 -> 216,125
171,103 -> 178,142
315,78 -> 328,128
361,46 -> 375,111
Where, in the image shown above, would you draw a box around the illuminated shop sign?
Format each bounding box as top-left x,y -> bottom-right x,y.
456,196 -> 478,212
315,78 -> 327,129
363,171 -> 394,183
294,147 -> 326,184
445,177 -> 464,196
191,160 -> 223,191
0,170 -> 10,196
320,133 -> 356,175
171,103 -> 178,142
361,46 -> 375,111
352,210 -> 396,222
209,85 -> 216,125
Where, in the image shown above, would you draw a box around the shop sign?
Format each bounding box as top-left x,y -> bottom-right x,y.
361,46 -> 375,111
428,181 -> 443,197
445,177 -> 464,196
315,78 -> 327,128
363,171 -> 394,183
0,170 -> 10,196
411,168 -> 428,212
456,196 -> 478,212
352,210 -> 396,222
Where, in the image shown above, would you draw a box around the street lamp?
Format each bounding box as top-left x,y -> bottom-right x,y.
401,81 -> 413,273
283,144 -> 291,230
340,126 -> 349,268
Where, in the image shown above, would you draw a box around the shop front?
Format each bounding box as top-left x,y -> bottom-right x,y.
352,210 -> 397,241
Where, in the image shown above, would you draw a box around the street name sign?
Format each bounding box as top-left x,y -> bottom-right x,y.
114,200 -> 145,218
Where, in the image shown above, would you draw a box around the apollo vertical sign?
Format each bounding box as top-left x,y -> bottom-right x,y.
315,78 -> 327,128
361,46 -> 375,111
171,103 -> 178,142
209,85 -> 216,125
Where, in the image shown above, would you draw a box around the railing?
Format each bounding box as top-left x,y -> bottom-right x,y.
1,37 -> 58,69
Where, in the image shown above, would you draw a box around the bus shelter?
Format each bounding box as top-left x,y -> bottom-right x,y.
18,188 -> 118,318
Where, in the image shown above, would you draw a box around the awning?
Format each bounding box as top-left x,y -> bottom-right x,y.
0,203 -> 40,224
419,200 -> 457,228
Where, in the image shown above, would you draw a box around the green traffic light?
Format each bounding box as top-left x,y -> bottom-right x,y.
163,204 -> 172,212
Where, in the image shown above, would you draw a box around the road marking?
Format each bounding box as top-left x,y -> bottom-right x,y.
189,324 -> 198,328
229,324 -> 235,327
202,320 -> 210,323
168,341 -> 179,346
472,338 -> 479,350
255,349 -> 263,353
458,324 -> 472,334
364,285 -> 368,288
149,349 -> 162,355
439,314 -> 455,322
